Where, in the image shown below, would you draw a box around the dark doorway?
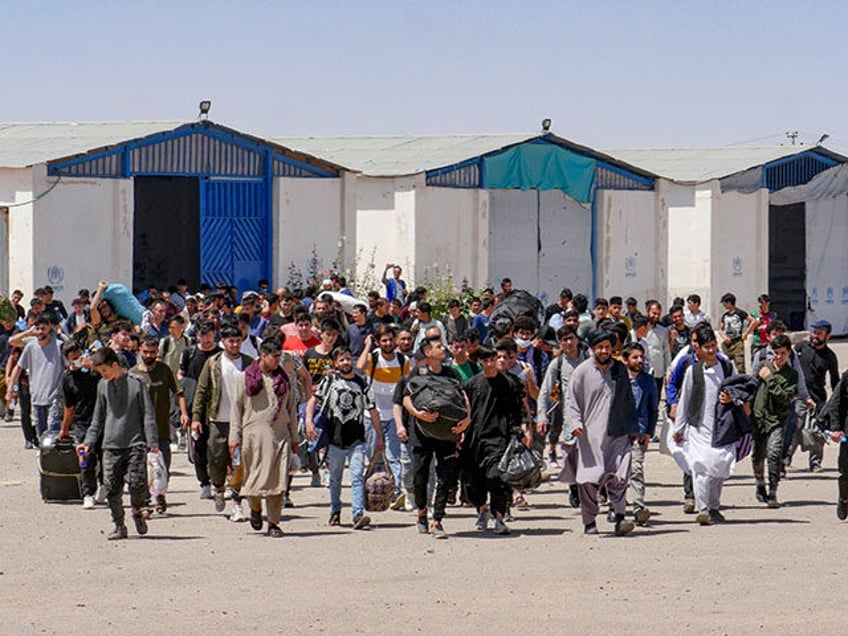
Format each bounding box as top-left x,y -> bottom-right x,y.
769,203 -> 806,330
133,176 -> 200,293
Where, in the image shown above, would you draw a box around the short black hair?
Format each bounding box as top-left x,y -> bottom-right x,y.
91,347 -> 119,367
476,345 -> 496,359
720,292 -> 736,305
220,325 -> 241,339
622,342 -> 645,358
417,302 -> 432,315
694,323 -> 716,346
259,339 -> 282,356
141,336 -> 159,349
687,294 -> 701,305
320,319 -> 341,333
632,314 -> 649,329
331,345 -> 352,360
556,325 -> 577,340
767,320 -> 788,334
770,334 -> 792,351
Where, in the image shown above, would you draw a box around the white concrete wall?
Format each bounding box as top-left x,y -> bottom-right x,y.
597,188 -> 663,304
30,166 -> 133,305
274,176 -> 343,288
353,175 -> 418,287
710,187 -> 768,319
665,181 -> 712,311
0,167 -> 35,295
415,185 -> 489,289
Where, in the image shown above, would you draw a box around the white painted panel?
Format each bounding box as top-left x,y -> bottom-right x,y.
806,195 -> 848,334
488,189 -> 539,291
666,182 -> 711,311
538,189 -> 592,304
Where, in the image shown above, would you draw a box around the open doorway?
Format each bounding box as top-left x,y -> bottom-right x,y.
768,203 -> 806,330
133,176 -> 200,293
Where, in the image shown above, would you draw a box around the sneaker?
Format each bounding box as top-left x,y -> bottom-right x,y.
404,496 -> 414,512
584,522 -> 598,535
766,492 -> 781,508
310,472 -> 322,487
709,509 -> 727,523
811,464 -> 824,473
200,485 -> 213,500
492,518 -> 511,535
283,495 -> 294,509
4,411 -> 13,422
328,510 -> 341,527
230,503 -> 246,522
614,515 -> 635,536
696,511 -> 712,526
177,430 -> 187,451
547,458 -> 560,470
132,511 -> 148,536
320,469 -> 330,487
389,492 -> 406,511
513,494 -> 530,510
224,488 -> 233,501
838,500 -> 848,521
416,513 -> 429,534
267,524 -> 284,538
475,509 -> 491,532
24,440 -> 33,450
155,494 -> 167,515
214,490 -> 226,512
352,513 -> 371,530
606,509 -> 617,524
683,497 -> 696,514
107,525 -> 128,541
756,483 -> 768,503
95,484 -> 108,504
430,521 -> 448,539
82,495 -> 96,510
633,506 -> 651,525
250,507 -> 263,531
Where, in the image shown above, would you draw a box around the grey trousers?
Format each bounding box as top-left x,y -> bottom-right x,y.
103,445 -> 147,526
627,443 -> 647,509
578,480 -> 627,525
208,420 -> 240,502
752,425 -> 784,491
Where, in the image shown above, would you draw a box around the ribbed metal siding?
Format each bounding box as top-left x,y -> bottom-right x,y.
765,155 -> 835,192
426,164 -> 480,188
130,134 -> 263,176
53,152 -> 121,177
595,165 -> 653,191
273,157 -> 320,178
200,179 -> 268,289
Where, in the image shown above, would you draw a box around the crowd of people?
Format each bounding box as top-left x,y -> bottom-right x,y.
1,264 -> 847,541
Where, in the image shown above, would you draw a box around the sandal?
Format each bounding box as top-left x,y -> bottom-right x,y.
513,494 -> 531,510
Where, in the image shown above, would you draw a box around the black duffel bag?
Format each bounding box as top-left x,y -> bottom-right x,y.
407,371 -> 467,442
498,435 -> 542,490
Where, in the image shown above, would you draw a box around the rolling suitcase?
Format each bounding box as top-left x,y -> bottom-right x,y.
39,435 -> 83,501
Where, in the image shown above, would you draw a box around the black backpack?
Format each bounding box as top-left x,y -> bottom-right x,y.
407,367 -> 467,442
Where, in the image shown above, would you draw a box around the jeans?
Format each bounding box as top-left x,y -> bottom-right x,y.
33,400 -> 61,437
327,442 -> 367,517
380,419 -> 403,497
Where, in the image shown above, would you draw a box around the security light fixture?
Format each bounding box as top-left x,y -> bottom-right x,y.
199,100 -> 212,119
817,134 -> 830,145
542,118 -> 552,131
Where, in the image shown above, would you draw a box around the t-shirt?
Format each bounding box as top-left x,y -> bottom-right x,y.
314,372 -> 375,448
62,368 -> 100,430
670,325 -> 690,358
750,310 -> 776,348
452,360 -> 482,382
18,336 -> 65,406
471,314 -> 490,343
131,362 -> 181,440
217,354 -> 244,423
283,335 -> 321,360
180,346 -> 219,381
159,335 -> 190,377
721,309 -> 748,341
363,351 -> 410,420
303,347 -> 334,385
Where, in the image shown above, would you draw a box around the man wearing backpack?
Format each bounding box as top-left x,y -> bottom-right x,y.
356,324 -> 409,509
305,346 -> 383,529
401,337 -> 471,539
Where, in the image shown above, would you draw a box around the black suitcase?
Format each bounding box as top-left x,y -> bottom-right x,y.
39,438 -> 83,501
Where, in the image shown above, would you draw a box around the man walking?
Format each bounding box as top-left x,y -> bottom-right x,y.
622,342 -> 658,524
563,330 -> 639,536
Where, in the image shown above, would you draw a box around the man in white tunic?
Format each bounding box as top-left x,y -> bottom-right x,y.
564,330 -> 639,536
673,324 -> 737,526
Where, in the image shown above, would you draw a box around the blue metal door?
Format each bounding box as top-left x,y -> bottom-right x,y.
200,178 -> 270,293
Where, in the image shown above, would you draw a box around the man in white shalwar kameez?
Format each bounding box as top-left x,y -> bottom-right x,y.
673,324 -> 737,526
564,330 -> 640,536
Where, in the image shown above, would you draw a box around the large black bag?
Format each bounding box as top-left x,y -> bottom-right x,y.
488,290 -> 543,325
498,435 -> 542,490
38,433 -> 82,501
407,371 -> 467,442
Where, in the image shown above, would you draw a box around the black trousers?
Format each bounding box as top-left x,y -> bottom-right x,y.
193,424 -> 210,488
838,441 -> 848,502
412,436 -> 458,522
19,384 -> 36,445
72,424 -> 102,497
464,464 -> 509,518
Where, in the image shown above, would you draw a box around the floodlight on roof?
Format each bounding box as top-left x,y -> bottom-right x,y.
199,100 -> 212,120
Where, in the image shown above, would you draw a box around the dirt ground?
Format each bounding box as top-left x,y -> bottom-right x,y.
2,344 -> 848,635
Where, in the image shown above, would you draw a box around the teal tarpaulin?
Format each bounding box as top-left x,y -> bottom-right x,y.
483,143 -> 596,202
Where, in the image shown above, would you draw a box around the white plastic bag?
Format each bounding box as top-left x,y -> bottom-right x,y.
147,451 -> 168,496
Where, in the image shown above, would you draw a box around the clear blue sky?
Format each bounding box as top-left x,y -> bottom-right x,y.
4,0 -> 848,151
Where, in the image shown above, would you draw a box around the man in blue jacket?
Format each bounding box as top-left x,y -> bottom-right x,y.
623,342 -> 658,524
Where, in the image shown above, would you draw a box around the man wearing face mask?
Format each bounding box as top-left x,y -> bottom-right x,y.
133,336 -> 190,513
58,339 -> 103,509
514,315 -> 549,386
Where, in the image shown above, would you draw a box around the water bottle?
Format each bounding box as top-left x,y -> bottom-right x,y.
78,448 -> 87,468
232,446 -> 241,467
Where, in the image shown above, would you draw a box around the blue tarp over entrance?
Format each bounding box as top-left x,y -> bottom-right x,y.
483,143 -> 596,202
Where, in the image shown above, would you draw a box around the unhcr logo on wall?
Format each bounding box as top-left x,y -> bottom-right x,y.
842,287 -> 848,305
810,288 -> 818,306
625,255 -> 637,279
732,256 -> 743,277
826,287 -> 835,305
47,265 -> 64,293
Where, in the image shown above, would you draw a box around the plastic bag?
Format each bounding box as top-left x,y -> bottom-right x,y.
102,283 -> 144,325
147,451 -> 168,496
498,436 -> 542,490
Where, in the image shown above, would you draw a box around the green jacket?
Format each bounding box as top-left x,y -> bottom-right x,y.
752,362 -> 798,433
191,351 -> 254,423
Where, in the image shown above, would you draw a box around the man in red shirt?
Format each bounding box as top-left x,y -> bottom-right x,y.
282,313 -> 321,360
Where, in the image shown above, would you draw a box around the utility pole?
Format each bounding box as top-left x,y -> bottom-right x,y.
786,131 -> 799,145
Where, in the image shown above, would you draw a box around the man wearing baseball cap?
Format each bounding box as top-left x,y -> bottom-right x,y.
787,320 -> 840,471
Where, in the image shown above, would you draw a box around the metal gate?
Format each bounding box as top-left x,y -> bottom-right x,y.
200,178 -> 270,293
